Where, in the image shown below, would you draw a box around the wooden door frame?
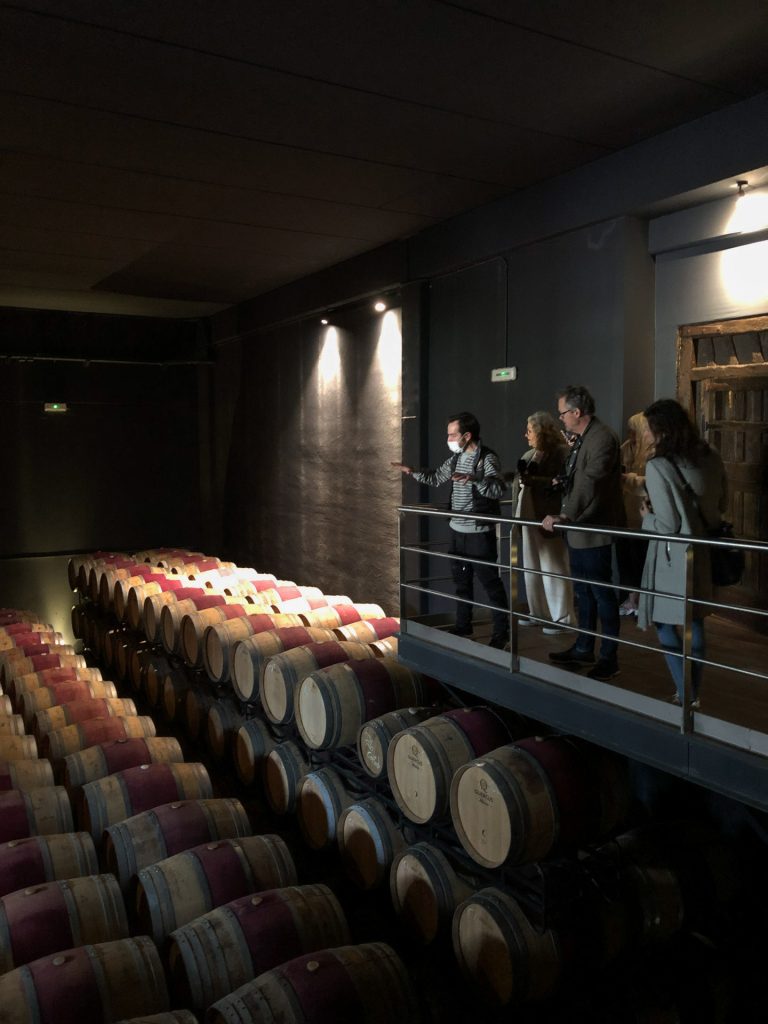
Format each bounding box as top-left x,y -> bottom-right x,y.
678,314 -> 768,412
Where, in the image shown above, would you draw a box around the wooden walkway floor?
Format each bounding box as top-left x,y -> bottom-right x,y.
467,614 -> 768,736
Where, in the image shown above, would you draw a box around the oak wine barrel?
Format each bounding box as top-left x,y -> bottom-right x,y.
230,627 -> 338,705
160,596 -> 235,656
387,706 -> 514,824
202,612 -> 304,684
258,640 -> 379,724
233,717 -> 275,786
0,832 -> 98,897
33,697 -> 138,742
0,874 -> 129,971
296,767 -> 353,851
262,742 -> 309,816
81,762 -> 213,841
5,652 -> 85,688
337,796 -> 406,891
180,602 -> 274,668
160,669 -> 195,722
0,734 -> 39,761
0,936 -> 169,1023
0,786 -> 74,842
11,666 -> 103,703
136,834 -> 297,944
143,588 -> 207,644
62,736 -> 185,792
45,716 -> 157,762
390,842 -> 477,945
0,713 -> 26,736
298,603 -> 386,629
0,759 -> 55,792
168,884 -> 350,1014
449,735 -> 631,868
183,683 -> 217,741
356,707 -> 437,780
130,648 -> 172,696
452,887 -> 561,1006
20,680 -> 118,729
295,657 -> 431,750
206,698 -> 244,760
103,797 -> 252,893
207,942 -> 417,1024
332,616 -> 400,643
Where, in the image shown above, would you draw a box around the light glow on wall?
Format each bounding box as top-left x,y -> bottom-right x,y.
376,309 -> 401,397
727,189 -> 768,235
318,326 -> 341,384
720,239 -> 768,305
721,189 -> 768,304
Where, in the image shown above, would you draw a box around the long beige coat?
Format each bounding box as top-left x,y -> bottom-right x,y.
638,449 -> 728,627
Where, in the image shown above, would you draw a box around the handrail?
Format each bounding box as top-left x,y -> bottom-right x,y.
397,503 -> 768,738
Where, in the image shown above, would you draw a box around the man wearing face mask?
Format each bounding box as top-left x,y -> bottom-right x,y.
392,412 -> 509,648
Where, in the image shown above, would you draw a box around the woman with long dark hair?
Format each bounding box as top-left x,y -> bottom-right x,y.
638,399 -> 728,704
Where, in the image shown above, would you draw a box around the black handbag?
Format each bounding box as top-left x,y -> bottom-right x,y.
669,459 -> 744,587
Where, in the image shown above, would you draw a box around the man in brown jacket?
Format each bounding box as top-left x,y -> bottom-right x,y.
542,385 -> 625,680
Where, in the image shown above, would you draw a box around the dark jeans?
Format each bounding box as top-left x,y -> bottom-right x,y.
568,543 -> 619,661
450,529 -> 509,638
657,620 -> 705,701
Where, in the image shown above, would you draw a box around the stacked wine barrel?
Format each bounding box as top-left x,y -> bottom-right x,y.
62,549 -> 706,1018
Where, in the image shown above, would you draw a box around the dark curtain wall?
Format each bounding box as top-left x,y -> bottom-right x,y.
0,360 -> 203,557
0,308 -> 208,636
221,304 -> 402,613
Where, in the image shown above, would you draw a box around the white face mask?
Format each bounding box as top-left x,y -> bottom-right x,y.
447,439 -> 464,453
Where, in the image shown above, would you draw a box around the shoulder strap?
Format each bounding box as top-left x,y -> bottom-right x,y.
668,457 -> 712,531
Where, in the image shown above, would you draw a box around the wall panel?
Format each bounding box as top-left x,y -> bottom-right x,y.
222,305 -> 402,612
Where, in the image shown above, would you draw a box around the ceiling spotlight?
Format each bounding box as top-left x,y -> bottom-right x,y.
373,301 -> 386,312
736,180 -> 749,196
321,318 -> 329,325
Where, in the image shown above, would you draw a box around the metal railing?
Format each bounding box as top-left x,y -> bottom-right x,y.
398,504 -> 768,735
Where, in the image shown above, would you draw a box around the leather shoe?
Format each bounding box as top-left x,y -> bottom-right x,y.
586,659 -> 620,681
489,633 -> 509,650
549,646 -> 595,665
447,625 -> 473,637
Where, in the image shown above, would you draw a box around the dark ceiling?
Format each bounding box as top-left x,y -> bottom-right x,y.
2,0 -> 768,317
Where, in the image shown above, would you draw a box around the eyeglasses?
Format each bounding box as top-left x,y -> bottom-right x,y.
557,409 -> 575,419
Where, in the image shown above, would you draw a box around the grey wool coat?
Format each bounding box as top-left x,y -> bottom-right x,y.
638,449 -> 728,628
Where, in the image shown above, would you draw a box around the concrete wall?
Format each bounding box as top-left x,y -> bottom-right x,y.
217,304 -> 402,612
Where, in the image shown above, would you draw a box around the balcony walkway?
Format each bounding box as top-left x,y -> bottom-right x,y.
398,612 -> 768,814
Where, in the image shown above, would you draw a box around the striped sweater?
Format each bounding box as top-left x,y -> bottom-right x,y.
412,445 -> 506,532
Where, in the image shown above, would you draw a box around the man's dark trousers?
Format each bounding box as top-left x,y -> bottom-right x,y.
450,529 -> 509,639
568,543 -> 619,661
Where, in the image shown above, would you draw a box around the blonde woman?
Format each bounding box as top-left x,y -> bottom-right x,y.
618,412 -> 654,615
512,412 -> 575,634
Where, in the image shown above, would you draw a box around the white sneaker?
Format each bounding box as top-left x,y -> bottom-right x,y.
542,626 -> 565,636
517,617 -> 536,627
